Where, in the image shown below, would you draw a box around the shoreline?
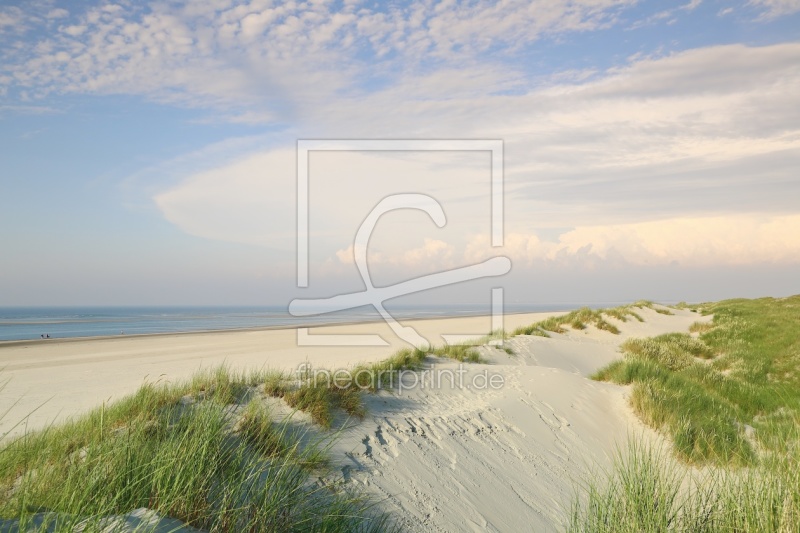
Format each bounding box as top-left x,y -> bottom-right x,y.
0,304 -> 710,531
0,310 -> 567,438
0,310 -> 558,348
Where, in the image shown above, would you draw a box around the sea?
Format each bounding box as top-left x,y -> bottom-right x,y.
0,303 -> 599,342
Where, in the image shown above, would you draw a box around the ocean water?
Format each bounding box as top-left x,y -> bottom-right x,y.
0,304 -> 588,342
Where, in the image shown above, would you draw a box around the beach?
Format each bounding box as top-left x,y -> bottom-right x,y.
0,312 -> 559,440
0,306 -> 706,531
327,306 -> 704,531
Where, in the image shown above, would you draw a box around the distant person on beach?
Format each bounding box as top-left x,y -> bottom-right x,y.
45,334 -> 50,339
40,334 -> 44,339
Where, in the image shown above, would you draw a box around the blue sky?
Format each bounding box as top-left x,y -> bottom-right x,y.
1,0 -> 799,306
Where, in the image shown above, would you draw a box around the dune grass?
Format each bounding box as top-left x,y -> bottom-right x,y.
431,343 -> 485,363
689,321 -> 715,334
512,301 -> 670,338
254,338 -> 492,430
254,347 -> 429,428
283,380 -> 365,429
0,338 -> 471,530
0,367 -> 393,532
569,426 -> 800,533
0,333 -> 496,530
361,346 -> 429,388
593,295 -> 800,466
572,295 -> 800,531
0,320 -> 539,530
275,339 -> 497,427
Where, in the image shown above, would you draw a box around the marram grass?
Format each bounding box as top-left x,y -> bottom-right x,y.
593,295 -> 800,466
0,367 -> 395,532
512,300 -> 669,338
0,337 -> 490,531
572,295 -> 800,532
569,430 -> 800,533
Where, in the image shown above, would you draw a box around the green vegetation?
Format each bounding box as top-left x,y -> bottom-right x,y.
512,301 -> 672,337
475,330 -> 516,355
263,369 -> 290,397
572,295 -> 800,532
358,346 -> 428,389
232,337 -> 497,431
593,295 -> 800,465
425,329 -> 515,360
0,367 -> 392,532
431,343 -> 484,363
283,379 -> 365,429
0,331 -> 500,531
569,428 -> 800,533
689,320 -> 715,334
255,347 -> 429,428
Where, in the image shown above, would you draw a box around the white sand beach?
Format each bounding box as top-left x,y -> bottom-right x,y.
326,306 -> 704,531
0,306 -> 706,531
0,312 -> 557,439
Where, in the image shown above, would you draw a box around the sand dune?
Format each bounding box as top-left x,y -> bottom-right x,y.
0,306 -> 706,531
0,312 -> 558,440
329,307 -> 705,532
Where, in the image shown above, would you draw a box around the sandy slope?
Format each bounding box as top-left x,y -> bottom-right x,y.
0,306 -> 708,532
0,312 -> 558,439
329,307 -> 707,532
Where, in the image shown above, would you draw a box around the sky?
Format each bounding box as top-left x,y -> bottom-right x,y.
1,0 -> 799,307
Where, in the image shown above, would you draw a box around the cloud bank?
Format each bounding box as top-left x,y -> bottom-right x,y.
149,40 -> 800,273
4,1 -> 800,303
1,0 -> 634,117
467,215 -> 800,268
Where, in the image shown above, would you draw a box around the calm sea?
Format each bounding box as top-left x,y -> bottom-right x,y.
0,304 -> 596,342
0,302 -> 636,341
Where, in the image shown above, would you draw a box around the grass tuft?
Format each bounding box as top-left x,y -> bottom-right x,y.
569,429 -> 800,533
431,344 -> 485,363
0,367 -> 394,531
512,302 -> 666,338
263,370 -> 290,398
236,399 -> 289,458
351,347 -> 428,392
689,321 -> 715,334
593,295 -> 800,466
621,333 -> 716,370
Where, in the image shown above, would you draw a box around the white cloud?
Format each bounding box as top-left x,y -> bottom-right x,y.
328,213 -> 800,273
336,238 -> 456,269
0,7 -> 23,28
318,43 -> 800,222
148,41 -> 800,271
5,1 -> 799,274
628,0 -> 701,30
682,0 -> 703,11
47,8 -> 69,19
152,147 -> 494,255
465,215 -> 800,267
749,0 -> 800,19
61,25 -> 87,36
0,103 -> 59,115
0,0 -> 634,113
153,148 -> 297,248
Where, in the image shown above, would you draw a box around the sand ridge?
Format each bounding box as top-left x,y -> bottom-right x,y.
0,306 -> 708,531
327,307 -> 706,532
0,312 -> 560,439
